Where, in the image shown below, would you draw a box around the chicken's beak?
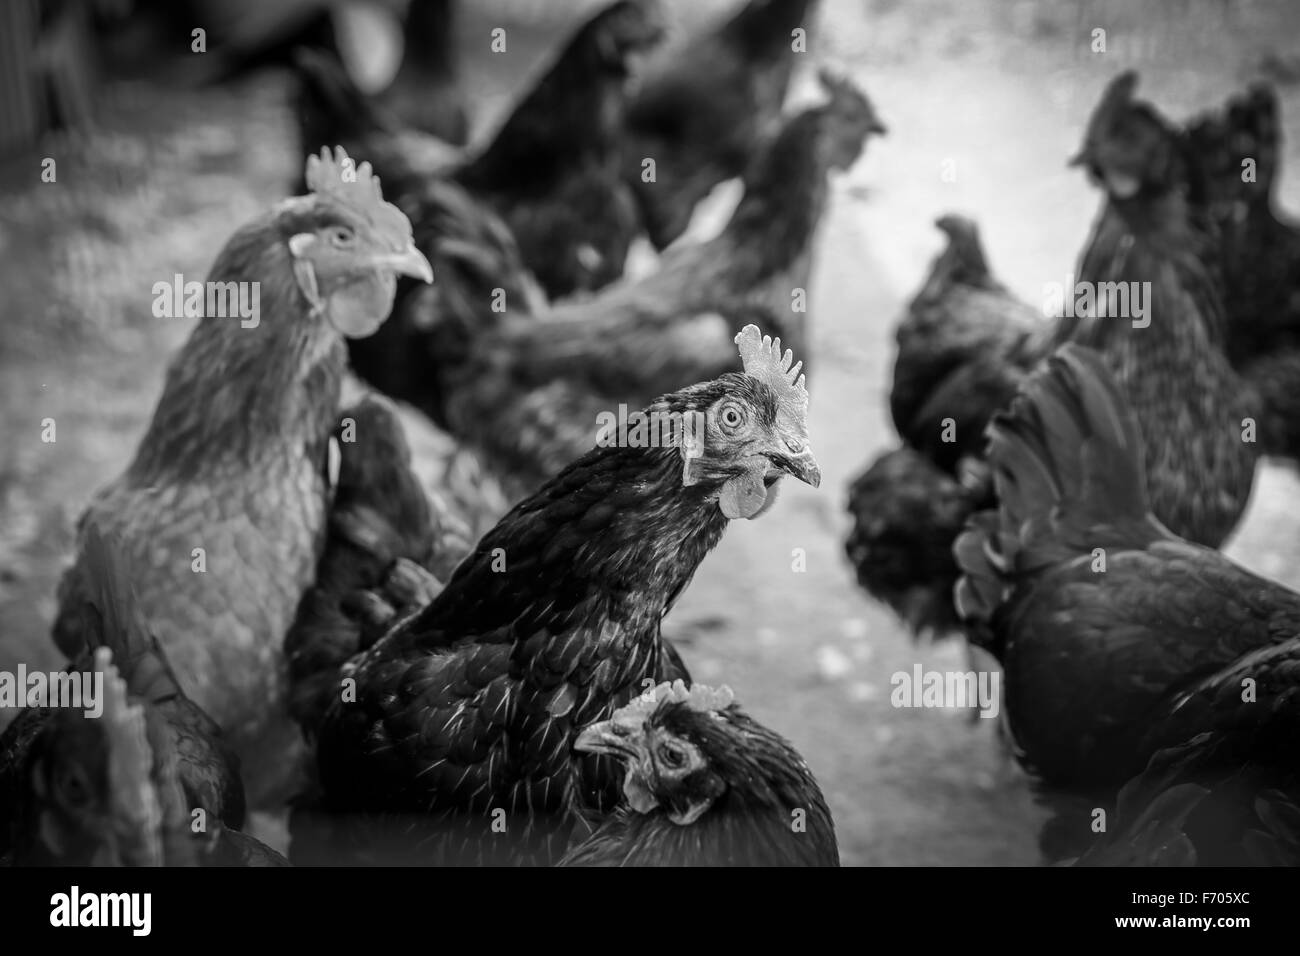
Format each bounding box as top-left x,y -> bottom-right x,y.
773,445 -> 822,488
373,241 -> 434,283
574,720 -> 639,759
1067,148 -> 1088,168
870,119 -> 889,136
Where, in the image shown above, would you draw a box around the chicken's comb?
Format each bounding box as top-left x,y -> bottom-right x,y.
96,646 -> 164,867
303,146 -> 412,244
735,324 -> 809,418
619,679 -> 737,721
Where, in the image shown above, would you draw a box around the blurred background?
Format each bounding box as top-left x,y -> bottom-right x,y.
2,0 -> 1299,864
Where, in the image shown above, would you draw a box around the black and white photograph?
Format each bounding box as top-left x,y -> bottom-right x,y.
0,0 -> 1296,923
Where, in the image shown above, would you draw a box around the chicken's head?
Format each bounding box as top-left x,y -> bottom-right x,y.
281,146 -> 432,339
575,681 -> 739,826
817,67 -> 888,171
1070,72 -> 1187,200
667,324 -> 821,519
589,0 -> 666,76
21,649 -> 165,866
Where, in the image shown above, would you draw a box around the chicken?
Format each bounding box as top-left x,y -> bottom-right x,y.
453,0 -> 665,297
49,147 -> 434,808
283,396 -> 471,739
844,448 -> 983,637
1186,84 -> 1300,463
379,0 -> 468,146
954,345 -> 1300,794
406,70 -> 883,498
309,326 -> 821,866
889,216 -> 1050,472
2,533 -> 284,866
1064,71 -> 1256,548
844,216 -> 1048,636
1186,83 -> 1300,367
559,681 -> 838,866
625,0 -> 820,250
2,648 -> 183,867
1076,732 -> 1300,867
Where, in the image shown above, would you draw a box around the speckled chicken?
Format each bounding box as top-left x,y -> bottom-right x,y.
560,681 -> 838,866
625,0 -> 820,250
311,326 -> 821,865
50,148 -> 434,808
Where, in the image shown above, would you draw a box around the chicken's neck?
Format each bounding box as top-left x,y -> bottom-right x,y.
719,110 -> 831,282
413,440 -> 732,677
129,246 -> 345,485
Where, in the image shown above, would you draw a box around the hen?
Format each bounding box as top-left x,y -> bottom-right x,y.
1186,84 -> 1300,463
283,396 -> 471,739
625,0 -> 820,250
1186,83 -> 1300,366
955,346 -> 1300,792
2,533 -> 283,867
414,70 -> 883,498
50,148 -> 433,808
560,681 -> 838,866
310,326 -> 821,866
845,216 -> 1048,636
1065,71 -> 1255,548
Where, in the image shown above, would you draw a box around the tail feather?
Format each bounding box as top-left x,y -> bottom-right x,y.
955,345 -> 1162,630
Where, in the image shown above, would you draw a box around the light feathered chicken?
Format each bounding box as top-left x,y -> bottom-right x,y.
50,148 -> 433,808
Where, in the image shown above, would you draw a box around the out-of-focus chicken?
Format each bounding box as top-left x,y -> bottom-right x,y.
955,346 -> 1300,791
401,70 -> 883,498
625,0 -> 820,250
454,0 -> 665,297
1186,84 -> 1300,464
309,327 -> 821,866
2,649 -> 187,867
1187,83 -> 1300,366
1065,72 -> 1256,548
50,148 -> 434,808
844,216 -> 1048,636
2,533 -> 284,866
559,681 -> 838,866
283,397 -> 472,739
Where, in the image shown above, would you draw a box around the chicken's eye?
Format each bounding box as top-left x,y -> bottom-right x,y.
718,404 -> 746,432
58,770 -> 90,808
327,226 -> 356,247
657,743 -> 687,770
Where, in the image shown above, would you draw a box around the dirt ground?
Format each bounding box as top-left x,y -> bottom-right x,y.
2,0 -> 1299,865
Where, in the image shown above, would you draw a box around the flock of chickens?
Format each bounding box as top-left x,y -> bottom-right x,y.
0,0 -> 1298,868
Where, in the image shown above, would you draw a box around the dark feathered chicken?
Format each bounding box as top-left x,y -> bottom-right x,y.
1187,83 -> 1300,367
311,326 -> 821,865
954,346 -> 1300,793
414,70 -> 883,498
284,396 -> 471,739
453,0 -> 665,297
1065,72 -> 1256,548
845,216 -> 1047,636
626,0 -> 820,250
560,681 -> 838,866
50,148 -> 433,808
